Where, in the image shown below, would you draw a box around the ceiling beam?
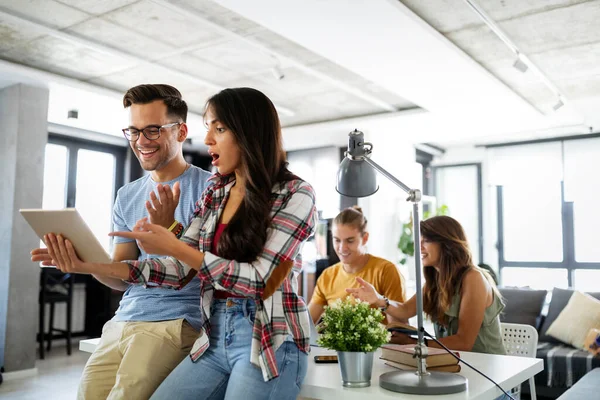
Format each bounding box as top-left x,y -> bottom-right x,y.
0,7 -> 296,116
150,0 -> 399,112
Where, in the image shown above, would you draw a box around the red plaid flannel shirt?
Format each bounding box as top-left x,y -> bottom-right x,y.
125,173 -> 317,381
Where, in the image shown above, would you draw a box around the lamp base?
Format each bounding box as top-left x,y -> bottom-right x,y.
379,370 -> 467,395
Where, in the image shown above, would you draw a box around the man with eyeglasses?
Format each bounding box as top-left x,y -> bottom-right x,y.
81,84 -> 211,399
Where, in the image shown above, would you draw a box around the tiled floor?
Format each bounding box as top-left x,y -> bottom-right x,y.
0,341 -> 90,400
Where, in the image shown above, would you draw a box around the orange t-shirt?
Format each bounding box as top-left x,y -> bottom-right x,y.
310,255 -> 406,321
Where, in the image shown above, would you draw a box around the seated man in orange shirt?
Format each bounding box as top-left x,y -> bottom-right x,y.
308,206 -> 406,324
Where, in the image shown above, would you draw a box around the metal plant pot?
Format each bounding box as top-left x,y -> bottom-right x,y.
337,351 -> 375,388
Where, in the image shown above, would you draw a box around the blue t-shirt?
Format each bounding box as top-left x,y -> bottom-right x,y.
111,165 -> 212,331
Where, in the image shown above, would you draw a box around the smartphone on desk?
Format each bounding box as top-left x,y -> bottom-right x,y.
314,355 -> 338,364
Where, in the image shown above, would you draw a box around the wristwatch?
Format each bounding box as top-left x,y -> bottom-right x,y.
379,296 -> 390,312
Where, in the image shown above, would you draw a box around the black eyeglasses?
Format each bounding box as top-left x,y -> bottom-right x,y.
122,122 -> 181,141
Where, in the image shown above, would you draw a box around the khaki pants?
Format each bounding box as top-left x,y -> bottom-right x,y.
78,319 -> 199,400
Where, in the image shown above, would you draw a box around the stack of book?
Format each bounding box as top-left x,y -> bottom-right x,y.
380,344 -> 461,373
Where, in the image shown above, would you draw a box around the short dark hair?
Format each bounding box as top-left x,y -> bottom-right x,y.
122,84 -> 188,122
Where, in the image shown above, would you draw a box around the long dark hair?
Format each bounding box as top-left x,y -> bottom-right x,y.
205,88 -> 295,262
421,216 -> 499,325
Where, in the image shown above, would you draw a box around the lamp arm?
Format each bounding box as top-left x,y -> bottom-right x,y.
363,157 -> 419,201
362,156 -> 428,375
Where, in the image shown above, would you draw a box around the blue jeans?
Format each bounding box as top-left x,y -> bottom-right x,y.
150,298 -> 308,400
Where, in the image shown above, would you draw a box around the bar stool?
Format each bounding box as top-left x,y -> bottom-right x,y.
38,268 -> 74,359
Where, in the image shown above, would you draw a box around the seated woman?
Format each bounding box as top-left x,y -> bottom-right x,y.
347,215 -> 506,354
308,206 -> 406,324
38,87 -> 317,400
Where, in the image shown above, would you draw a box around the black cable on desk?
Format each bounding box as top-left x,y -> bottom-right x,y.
421,328 -> 515,400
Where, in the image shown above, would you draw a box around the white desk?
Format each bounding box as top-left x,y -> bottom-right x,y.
304,347 -> 543,400
80,339 -> 543,399
80,338 -> 100,353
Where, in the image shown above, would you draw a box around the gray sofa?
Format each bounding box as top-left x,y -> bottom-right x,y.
556,367 -> 600,400
499,287 -> 600,399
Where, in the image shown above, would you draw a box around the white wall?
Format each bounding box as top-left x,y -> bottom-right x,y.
357,129 -> 420,270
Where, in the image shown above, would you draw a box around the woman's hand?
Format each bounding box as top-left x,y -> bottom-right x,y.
345,276 -> 382,306
110,219 -> 181,257
146,182 -> 180,229
44,233 -> 92,274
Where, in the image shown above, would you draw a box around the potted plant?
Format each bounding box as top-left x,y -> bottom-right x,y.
397,204 -> 449,265
317,297 -> 391,387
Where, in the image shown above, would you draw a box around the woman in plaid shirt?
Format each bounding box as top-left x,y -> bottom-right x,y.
44,88 -> 318,400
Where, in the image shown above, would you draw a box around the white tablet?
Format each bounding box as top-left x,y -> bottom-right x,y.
20,208 -> 112,264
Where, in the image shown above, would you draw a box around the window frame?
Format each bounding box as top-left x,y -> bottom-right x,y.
48,133 -> 127,208
497,181 -> 600,287
432,163 -> 484,265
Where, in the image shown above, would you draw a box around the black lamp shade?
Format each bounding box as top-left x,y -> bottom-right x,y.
336,157 -> 379,197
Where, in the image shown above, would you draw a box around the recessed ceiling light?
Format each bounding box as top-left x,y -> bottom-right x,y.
513,57 -> 528,73
553,98 -> 564,111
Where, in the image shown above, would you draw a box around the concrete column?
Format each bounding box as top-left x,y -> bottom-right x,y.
0,84 -> 49,372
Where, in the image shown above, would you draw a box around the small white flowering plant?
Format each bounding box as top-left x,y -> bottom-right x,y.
317,296 -> 391,352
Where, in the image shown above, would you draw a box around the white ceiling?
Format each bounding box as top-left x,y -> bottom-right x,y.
0,0 -> 598,150
0,0 -> 414,141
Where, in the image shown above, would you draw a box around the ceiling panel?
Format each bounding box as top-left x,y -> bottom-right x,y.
558,74 -> 600,100
191,39 -> 279,74
530,42 -> 600,82
54,0 -> 140,16
448,1 -> 600,61
280,101 -> 350,126
235,67 -> 337,101
360,82 -> 417,110
446,25 -> 516,64
170,0 -> 238,17
399,0 -> 583,33
102,0 -> 223,48
158,53 -> 244,85
395,0 -> 600,124
0,0 -> 90,29
311,90 -> 383,117
0,0 -> 417,132
65,17 -> 174,60
169,0 -> 265,37
2,35 -> 129,79
246,28 -> 325,65
500,2 -> 600,54
0,17 -> 47,53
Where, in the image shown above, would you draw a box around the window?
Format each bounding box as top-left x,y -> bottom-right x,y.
502,267 -> 568,290
287,147 -> 341,219
434,164 -> 482,264
75,149 -> 117,252
493,137 -> 600,287
502,182 -> 563,262
573,270 -> 600,292
564,138 -> 600,262
42,144 -> 68,210
43,135 -> 126,253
